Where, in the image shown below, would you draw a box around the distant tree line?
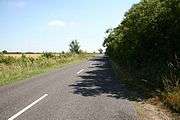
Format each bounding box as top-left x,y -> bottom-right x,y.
1,40 -> 82,55
1,50 -> 43,54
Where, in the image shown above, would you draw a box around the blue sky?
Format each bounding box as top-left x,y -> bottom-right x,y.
0,0 -> 140,52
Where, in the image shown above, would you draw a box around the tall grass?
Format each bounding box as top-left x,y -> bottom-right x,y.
112,61 -> 180,113
162,87 -> 180,112
161,66 -> 180,112
0,53 -> 92,85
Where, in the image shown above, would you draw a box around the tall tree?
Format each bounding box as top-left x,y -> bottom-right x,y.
69,40 -> 80,54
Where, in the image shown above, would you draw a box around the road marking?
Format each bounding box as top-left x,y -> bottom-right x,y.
77,69 -> 84,75
8,94 -> 48,120
90,63 -> 93,67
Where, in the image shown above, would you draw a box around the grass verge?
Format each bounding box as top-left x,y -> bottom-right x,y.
111,61 -> 180,118
161,87 -> 180,113
0,53 -> 94,86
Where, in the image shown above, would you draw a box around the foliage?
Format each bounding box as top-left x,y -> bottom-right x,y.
104,0 -> 180,89
162,87 -> 180,112
0,54 -> 16,65
69,40 -> 80,54
61,51 -> 65,54
104,0 -> 180,112
98,48 -> 103,54
2,50 -> 7,54
42,52 -> 54,58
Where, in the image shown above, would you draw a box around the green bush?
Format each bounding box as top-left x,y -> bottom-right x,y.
0,55 -> 16,65
103,0 -> 180,112
42,52 -> 54,58
104,0 -> 180,89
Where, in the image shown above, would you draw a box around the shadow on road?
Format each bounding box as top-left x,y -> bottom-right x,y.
69,56 -> 147,101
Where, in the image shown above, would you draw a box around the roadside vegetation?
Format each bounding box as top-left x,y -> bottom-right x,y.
0,40 -> 93,86
103,0 -> 180,113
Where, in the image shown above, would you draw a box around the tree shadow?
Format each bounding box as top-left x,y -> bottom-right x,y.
69,56 -> 148,101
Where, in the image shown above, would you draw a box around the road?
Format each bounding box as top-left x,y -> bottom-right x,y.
0,55 -> 139,120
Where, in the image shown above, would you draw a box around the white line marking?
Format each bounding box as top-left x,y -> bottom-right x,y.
77,69 -> 84,75
90,63 -> 93,67
8,94 -> 48,120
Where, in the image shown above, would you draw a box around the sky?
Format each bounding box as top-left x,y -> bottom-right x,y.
0,0 -> 140,52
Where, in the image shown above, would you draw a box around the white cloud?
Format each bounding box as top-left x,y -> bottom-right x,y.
48,20 -> 66,28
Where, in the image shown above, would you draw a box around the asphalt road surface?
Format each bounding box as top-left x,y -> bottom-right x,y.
0,55 -> 139,120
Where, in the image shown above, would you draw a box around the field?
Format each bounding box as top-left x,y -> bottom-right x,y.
4,54 -> 42,58
4,53 -> 64,58
0,53 -> 93,86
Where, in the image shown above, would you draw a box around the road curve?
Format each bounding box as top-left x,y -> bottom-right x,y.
0,55 -> 139,120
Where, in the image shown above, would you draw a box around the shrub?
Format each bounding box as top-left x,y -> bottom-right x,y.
0,56 -> 16,65
103,0 -> 180,112
2,50 -> 7,54
103,0 -> 180,90
42,52 -> 54,58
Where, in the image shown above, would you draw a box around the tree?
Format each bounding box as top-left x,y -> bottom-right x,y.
69,40 -> 80,54
61,51 -> 65,54
2,50 -> 7,54
42,52 -> 54,58
98,48 -> 103,54
103,0 -> 180,89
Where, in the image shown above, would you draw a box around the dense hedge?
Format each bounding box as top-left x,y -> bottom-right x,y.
103,0 -> 180,90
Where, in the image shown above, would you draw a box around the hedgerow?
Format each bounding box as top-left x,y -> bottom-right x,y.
103,0 -> 180,112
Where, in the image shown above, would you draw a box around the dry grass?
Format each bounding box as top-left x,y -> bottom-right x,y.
134,101 -> 173,120
162,87 -> 180,113
4,53 -> 63,58
4,54 -> 42,58
112,61 -> 180,117
0,53 -> 94,85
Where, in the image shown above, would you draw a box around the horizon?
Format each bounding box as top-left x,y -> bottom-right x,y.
0,0 -> 140,52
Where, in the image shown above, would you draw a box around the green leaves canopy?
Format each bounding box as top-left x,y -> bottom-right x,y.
104,0 -> 180,88
69,40 -> 80,54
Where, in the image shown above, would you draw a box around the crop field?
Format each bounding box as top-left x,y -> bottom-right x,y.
4,53 -> 63,58
4,54 -> 42,58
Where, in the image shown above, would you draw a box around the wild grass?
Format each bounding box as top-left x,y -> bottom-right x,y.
161,65 -> 180,113
162,87 -> 180,112
112,61 -> 180,113
0,53 -> 93,86
4,53 -> 42,58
